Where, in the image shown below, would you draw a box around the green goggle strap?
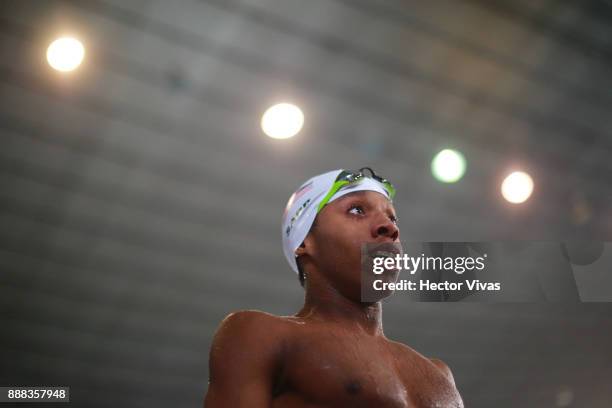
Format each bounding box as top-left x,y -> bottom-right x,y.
381,180 -> 396,199
316,179 -> 352,213
316,175 -> 396,214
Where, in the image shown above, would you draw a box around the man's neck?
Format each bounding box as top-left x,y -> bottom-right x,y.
296,274 -> 384,337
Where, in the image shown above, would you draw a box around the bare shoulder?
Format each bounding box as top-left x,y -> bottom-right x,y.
386,339 -> 457,383
385,339 -> 463,406
428,358 -> 456,383
208,310 -> 292,381
213,309 -> 290,345
218,309 -> 286,328
205,311 -> 296,406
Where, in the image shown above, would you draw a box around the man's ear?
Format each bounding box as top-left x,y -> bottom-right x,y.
295,241 -> 307,257
295,234 -> 314,258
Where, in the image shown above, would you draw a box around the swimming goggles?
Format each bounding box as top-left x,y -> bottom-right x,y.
316,167 -> 396,213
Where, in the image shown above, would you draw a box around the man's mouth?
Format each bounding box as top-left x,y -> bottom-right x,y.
370,250 -> 398,260
366,242 -> 403,260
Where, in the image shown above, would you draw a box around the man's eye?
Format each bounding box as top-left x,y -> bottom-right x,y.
348,205 -> 365,215
390,215 -> 398,224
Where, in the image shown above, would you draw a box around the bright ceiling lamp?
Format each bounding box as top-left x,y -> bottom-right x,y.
261,103 -> 304,139
47,37 -> 85,72
431,149 -> 466,183
501,171 -> 534,204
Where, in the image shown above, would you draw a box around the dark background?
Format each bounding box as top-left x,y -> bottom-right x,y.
0,0 -> 611,406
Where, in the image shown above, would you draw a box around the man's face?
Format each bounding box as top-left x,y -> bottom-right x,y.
303,190 -> 401,301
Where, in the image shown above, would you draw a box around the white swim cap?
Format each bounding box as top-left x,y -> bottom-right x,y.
281,168 -> 394,274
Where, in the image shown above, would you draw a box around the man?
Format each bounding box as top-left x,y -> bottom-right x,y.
204,168 -> 463,407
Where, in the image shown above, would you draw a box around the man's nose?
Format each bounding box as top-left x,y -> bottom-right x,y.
371,215 -> 399,241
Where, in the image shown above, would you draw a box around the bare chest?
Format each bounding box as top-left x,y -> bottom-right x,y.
278,333 -> 461,408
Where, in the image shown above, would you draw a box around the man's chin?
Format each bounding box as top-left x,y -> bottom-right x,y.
361,270 -> 400,302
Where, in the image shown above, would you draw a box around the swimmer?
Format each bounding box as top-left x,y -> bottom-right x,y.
204,168 -> 463,407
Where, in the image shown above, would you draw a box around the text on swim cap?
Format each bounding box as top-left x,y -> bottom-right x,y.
285,198 -> 311,237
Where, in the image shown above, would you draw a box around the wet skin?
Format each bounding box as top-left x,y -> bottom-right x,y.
204,191 -> 464,407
